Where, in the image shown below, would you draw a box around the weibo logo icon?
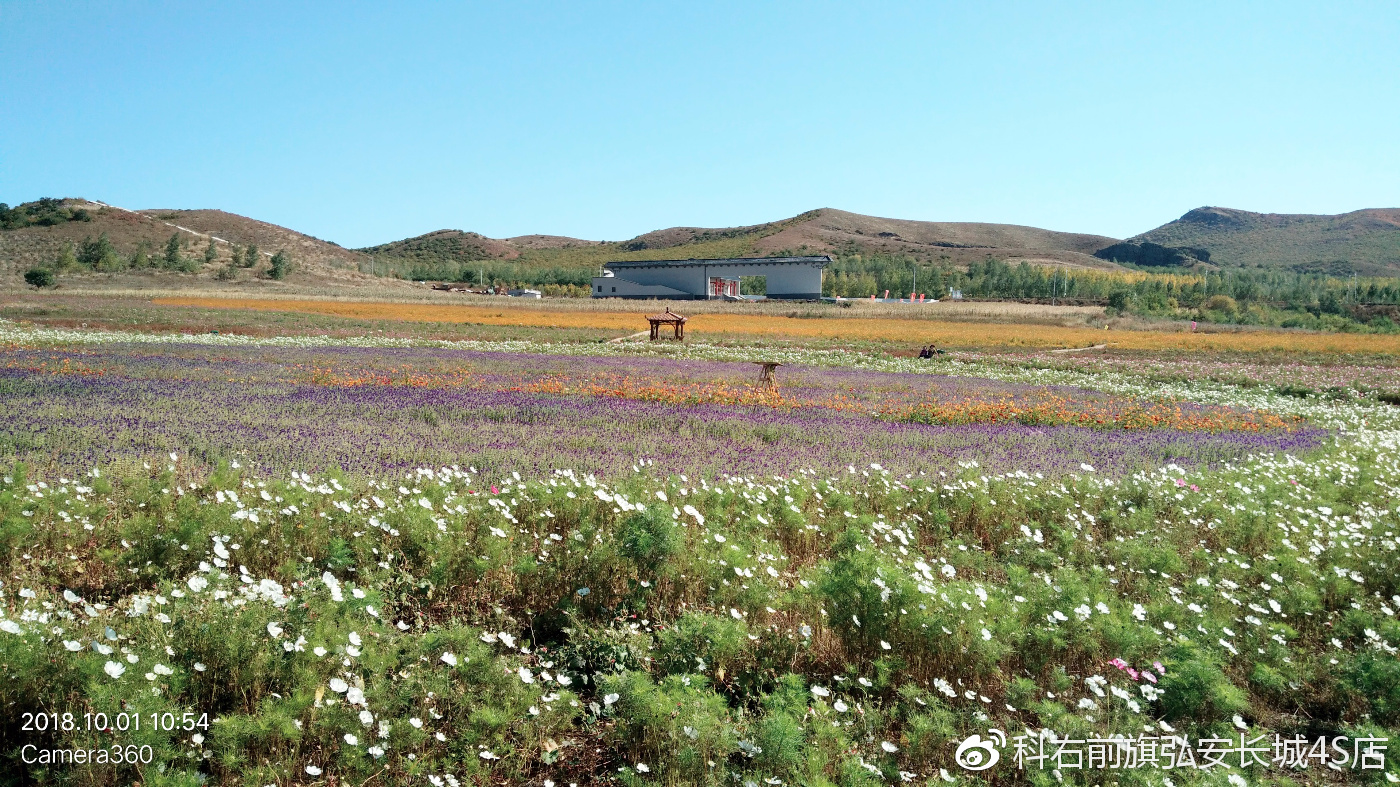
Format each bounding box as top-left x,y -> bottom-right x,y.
955,729 -> 1006,771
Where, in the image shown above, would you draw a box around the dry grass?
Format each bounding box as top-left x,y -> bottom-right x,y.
153,296 -> 1400,354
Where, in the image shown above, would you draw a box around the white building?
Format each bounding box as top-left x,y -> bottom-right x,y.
591,256 -> 830,300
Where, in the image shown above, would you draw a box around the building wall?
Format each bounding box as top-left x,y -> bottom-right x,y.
594,260 -> 825,299
590,277 -> 691,298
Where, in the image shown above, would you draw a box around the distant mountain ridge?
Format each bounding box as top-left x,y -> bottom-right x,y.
1125,206 -> 1400,275
358,207 -> 1125,272
7,198 -> 1400,284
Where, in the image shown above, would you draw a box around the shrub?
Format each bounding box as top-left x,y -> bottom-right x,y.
1157,648 -> 1249,727
23,268 -> 54,288
616,505 -> 680,569
1201,295 -> 1238,313
268,251 -> 291,280
655,611 -> 752,679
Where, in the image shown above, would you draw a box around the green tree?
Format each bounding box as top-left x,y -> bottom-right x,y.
130,247 -> 151,269
229,245 -> 244,268
163,232 -> 183,269
24,268 -> 55,288
268,251 -> 291,280
54,244 -> 79,271
243,243 -> 259,268
204,238 -> 218,265
77,234 -> 119,269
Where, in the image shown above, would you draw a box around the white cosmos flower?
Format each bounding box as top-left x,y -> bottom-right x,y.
636,763 -> 650,773
881,741 -> 899,753
344,733 -> 358,745
305,765 -> 322,776
267,622 -> 284,638
103,660 -> 126,679
833,699 -> 849,712
479,750 -> 500,760
603,693 -> 620,706
879,640 -> 891,650
410,717 -> 423,728
440,652 -> 458,666
187,576 -> 208,592
63,589 -> 82,603
322,572 -> 343,601
154,663 -> 173,675
63,640 -> 83,651
348,632 -> 361,646
810,685 -> 830,698
518,667 -> 534,683
193,662 -> 206,672
329,678 -> 349,693
0,620 -> 21,635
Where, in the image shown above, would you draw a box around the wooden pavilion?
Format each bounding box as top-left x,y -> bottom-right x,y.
647,308 -> 687,341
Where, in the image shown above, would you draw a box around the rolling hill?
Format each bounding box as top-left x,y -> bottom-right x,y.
1122,206 -> 1400,276
358,208 -> 1125,272
10,198 -> 1400,288
0,199 -> 374,283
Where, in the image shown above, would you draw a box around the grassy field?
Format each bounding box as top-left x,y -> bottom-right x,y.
2,291 -> 1399,786
153,295 -> 1400,354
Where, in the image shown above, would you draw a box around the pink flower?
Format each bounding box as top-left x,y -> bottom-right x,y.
1127,668 -> 1139,680
1142,671 -> 1158,684
1174,478 -> 1186,487
1109,658 -> 1128,670
1189,485 -> 1199,492
1153,661 -> 1166,674
491,486 -> 500,494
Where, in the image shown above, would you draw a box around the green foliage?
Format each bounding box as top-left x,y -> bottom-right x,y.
616,505 -> 681,568
268,250 -> 291,280
163,232 -> 183,269
203,238 -> 218,264
1157,646 -> 1249,728
53,243 -> 79,272
23,268 -> 55,288
3,424 -> 1399,783
0,198 -> 91,230
77,234 -> 121,270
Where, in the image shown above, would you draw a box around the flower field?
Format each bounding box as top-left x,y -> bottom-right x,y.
151,296 -> 1400,354
2,318 -> 1399,785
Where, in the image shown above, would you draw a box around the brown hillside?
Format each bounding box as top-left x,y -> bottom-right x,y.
747,208 -> 1122,269
505,234 -> 601,250
0,199 -> 375,284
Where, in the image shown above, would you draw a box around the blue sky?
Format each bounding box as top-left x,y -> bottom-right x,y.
2,2 -> 1396,247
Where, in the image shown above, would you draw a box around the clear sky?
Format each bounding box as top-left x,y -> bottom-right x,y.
2,1 -> 1397,247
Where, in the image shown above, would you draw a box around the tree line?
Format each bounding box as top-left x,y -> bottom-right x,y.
25,232 -> 292,287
